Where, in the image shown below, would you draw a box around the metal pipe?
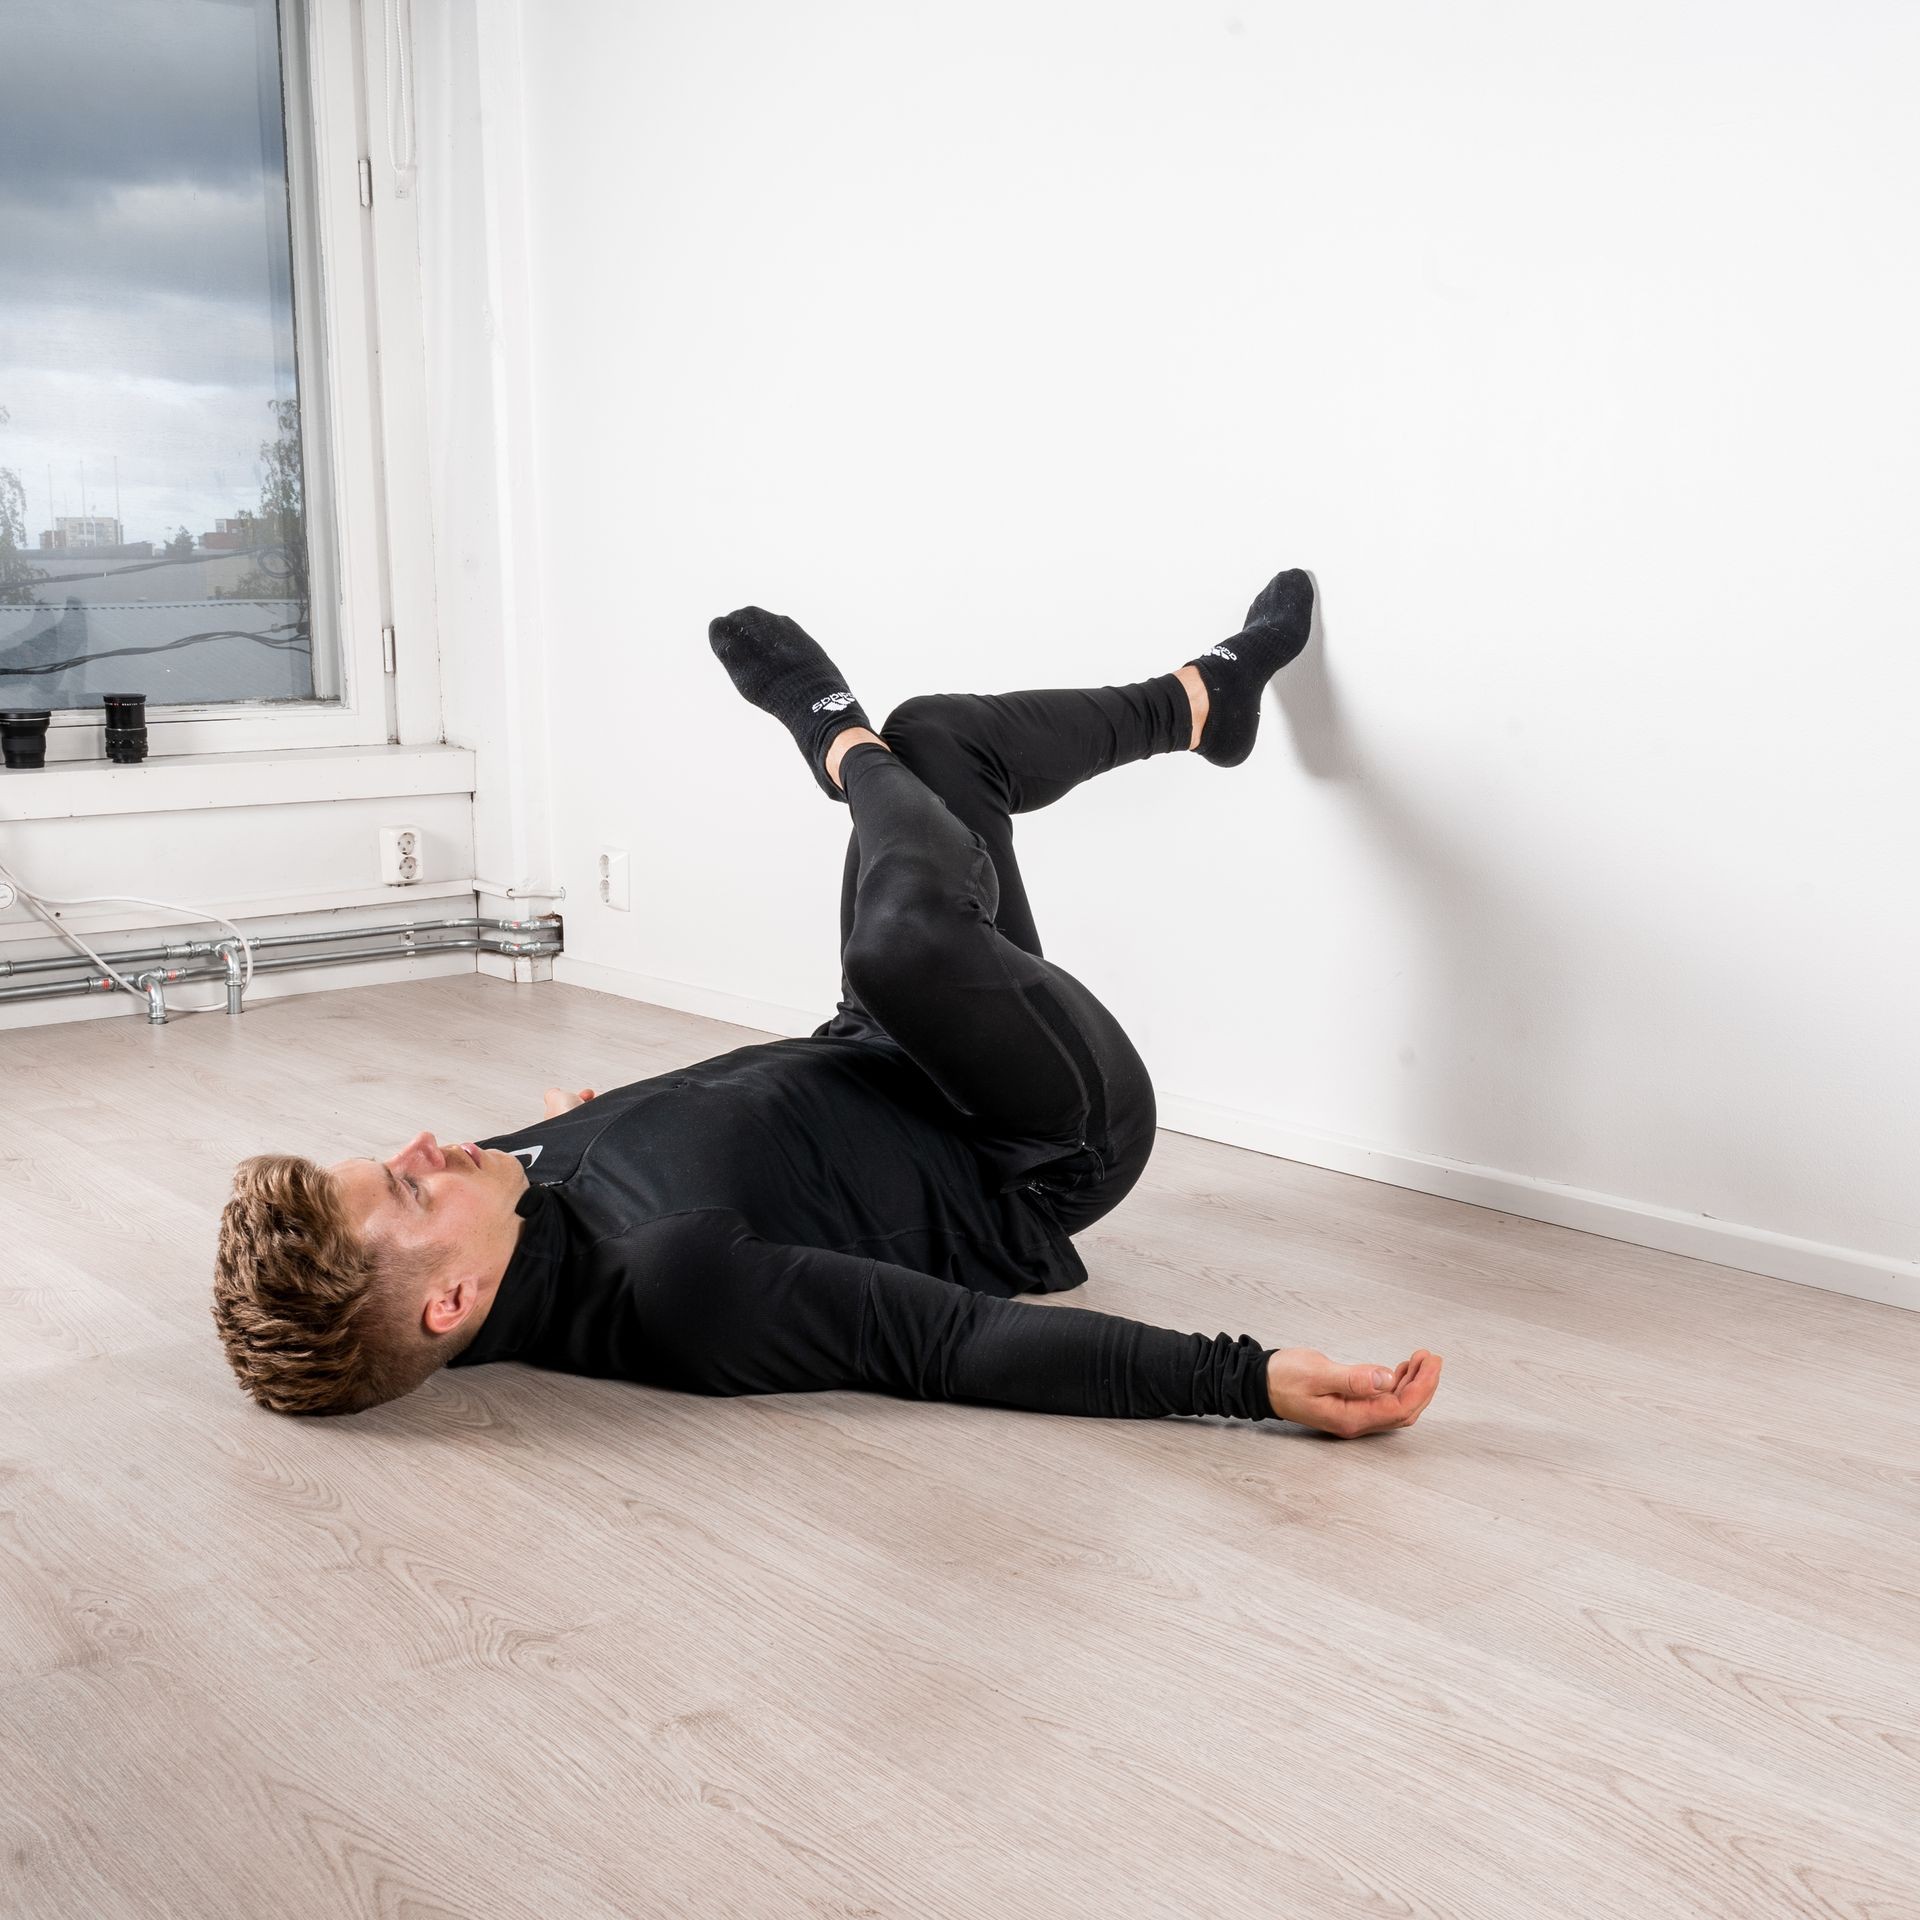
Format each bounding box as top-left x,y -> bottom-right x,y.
219,940 -> 245,1016
0,935 -> 561,1007
135,970 -> 170,1026
0,912 -> 560,980
0,919 -> 562,1012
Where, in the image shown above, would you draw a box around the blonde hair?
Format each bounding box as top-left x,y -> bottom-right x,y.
212,1153 -> 443,1415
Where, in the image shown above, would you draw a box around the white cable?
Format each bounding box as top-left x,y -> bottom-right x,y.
0,853 -> 255,1016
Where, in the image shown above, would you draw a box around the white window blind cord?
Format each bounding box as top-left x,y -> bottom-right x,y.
384,0 -> 417,194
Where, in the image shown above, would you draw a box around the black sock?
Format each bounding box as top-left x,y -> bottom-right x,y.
708,605 -> 874,801
1186,568 -> 1315,767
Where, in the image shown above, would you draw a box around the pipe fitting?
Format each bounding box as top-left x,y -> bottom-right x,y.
215,939 -> 248,1016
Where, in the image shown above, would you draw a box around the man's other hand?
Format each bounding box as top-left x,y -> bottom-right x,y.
542,1086 -> 597,1118
1264,1346 -> 1442,1436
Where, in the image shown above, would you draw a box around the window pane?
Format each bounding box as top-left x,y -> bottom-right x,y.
0,0 -> 333,715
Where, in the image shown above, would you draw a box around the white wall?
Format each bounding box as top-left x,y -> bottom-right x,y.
507,0 -> 1920,1301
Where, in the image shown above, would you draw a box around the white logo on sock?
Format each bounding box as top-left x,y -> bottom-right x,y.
1203,644 -> 1237,662
811,690 -> 856,714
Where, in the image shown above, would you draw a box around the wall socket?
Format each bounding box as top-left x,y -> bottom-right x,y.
380,825 -> 421,886
598,846 -> 631,911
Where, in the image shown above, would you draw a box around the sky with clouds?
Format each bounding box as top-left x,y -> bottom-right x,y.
0,0 -> 304,549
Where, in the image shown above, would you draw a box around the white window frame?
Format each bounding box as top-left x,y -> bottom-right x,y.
38,0 -> 441,763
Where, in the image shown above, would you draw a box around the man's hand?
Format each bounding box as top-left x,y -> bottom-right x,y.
1265,1346 -> 1442,1436
542,1086 -> 597,1118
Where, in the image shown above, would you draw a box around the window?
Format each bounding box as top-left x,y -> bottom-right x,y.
0,0 -> 431,760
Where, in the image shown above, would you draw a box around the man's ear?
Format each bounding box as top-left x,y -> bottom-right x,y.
421,1271 -> 481,1338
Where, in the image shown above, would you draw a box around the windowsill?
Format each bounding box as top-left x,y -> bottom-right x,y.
0,741 -> 476,822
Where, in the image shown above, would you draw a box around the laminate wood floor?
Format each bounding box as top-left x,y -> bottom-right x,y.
3,975 -> 1916,1919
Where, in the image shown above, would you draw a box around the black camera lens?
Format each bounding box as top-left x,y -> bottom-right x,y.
0,709 -> 53,770
101,694 -> 149,764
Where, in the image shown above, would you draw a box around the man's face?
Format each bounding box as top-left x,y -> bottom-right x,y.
327,1133 -> 530,1333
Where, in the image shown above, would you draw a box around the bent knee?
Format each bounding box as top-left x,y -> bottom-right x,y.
843,856 -> 990,1004
880,693 -> 984,781
881,691 -> 972,742
843,916 -> 952,1011
881,694 -> 1002,819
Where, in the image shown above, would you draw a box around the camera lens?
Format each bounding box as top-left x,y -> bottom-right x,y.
0,709 -> 54,770
100,694 -> 149,764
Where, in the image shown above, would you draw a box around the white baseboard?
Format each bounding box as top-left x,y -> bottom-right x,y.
547,961 -> 1920,1317
1154,1092 -> 1920,1316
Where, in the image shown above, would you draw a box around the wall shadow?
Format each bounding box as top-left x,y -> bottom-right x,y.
1261,574 -> 1904,1274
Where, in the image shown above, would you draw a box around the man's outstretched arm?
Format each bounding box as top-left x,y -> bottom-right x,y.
547,1207 -> 1439,1434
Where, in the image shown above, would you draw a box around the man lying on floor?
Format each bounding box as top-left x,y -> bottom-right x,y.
213,569 -> 1443,1435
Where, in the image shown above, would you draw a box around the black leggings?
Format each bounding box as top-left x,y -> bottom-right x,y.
816,672 -> 1192,1235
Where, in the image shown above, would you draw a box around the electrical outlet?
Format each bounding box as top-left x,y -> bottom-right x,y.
597,846 -> 631,912
380,825 -> 421,886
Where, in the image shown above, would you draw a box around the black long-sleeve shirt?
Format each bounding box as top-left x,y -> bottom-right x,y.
447,1034 -> 1278,1423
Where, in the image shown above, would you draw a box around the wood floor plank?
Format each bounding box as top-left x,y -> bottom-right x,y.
4,975 -> 1917,1920
1427,1545 -> 1920,1831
